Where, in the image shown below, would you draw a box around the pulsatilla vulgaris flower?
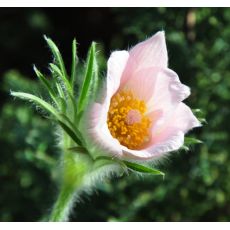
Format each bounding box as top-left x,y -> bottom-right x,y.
90,31 -> 201,160
11,34 -> 203,222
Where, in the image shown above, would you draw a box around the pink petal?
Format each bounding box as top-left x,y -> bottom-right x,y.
121,103 -> 201,160
129,31 -> 168,69
87,103 -> 123,157
121,131 -> 184,160
160,102 -> 201,134
121,31 -> 168,85
121,67 -> 190,111
86,51 -> 129,158
149,68 -> 190,112
107,51 -> 129,97
120,67 -> 158,102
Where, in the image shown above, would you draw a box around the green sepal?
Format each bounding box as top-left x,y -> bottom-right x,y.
94,156 -> 123,170
10,91 -> 59,118
184,137 -> 203,145
44,35 -> 68,78
57,120 -> 82,146
198,118 -> 207,124
77,42 -> 98,116
11,91 -> 82,146
192,108 -> 207,124
59,113 -> 85,145
70,38 -> 78,88
182,137 -> 203,151
33,65 -> 59,107
123,160 -> 165,177
49,63 -> 72,96
68,146 -> 88,154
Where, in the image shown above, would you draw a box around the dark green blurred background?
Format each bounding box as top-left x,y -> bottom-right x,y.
0,8 -> 230,221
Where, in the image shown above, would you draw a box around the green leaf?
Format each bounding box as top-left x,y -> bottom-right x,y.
94,156 -> 122,170
192,108 -> 203,115
70,39 -> 78,88
57,120 -> 82,146
180,145 -> 190,152
184,137 -> 203,145
57,95 -> 67,113
44,36 -> 67,77
77,42 -> 98,115
50,63 -> 63,78
67,92 -> 78,123
44,36 -> 72,94
11,91 -> 82,146
68,146 -> 88,154
192,108 -> 207,125
198,118 -> 208,124
49,63 -> 72,96
182,137 -> 203,151
11,91 -> 59,119
123,160 -> 165,177
59,113 -> 85,145
33,65 -> 59,107
55,81 -> 65,100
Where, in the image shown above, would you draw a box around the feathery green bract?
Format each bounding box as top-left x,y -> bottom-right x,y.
192,108 -> 207,125
59,113 -> 85,145
11,37 -> 93,150
57,120 -> 82,146
71,39 -> 77,88
10,92 -> 82,146
184,137 -> 203,145
10,92 -> 59,118
33,65 -> 59,107
49,63 -> 72,97
44,36 -> 67,77
77,42 -> 98,116
182,137 -> 203,151
44,36 -> 73,95
95,156 -> 164,177
123,160 -> 165,177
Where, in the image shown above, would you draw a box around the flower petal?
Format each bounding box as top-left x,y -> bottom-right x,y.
85,51 -> 129,157
121,67 -> 158,102
120,32 -> 168,86
121,103 -> 201,160
130,31 -> 168,68
107,50 -> 129,97
163,102 -> 201,134
121,131 -> 184,160
87,103 -> 123,157
148,68 -> 190,112
121,66 -> 190,115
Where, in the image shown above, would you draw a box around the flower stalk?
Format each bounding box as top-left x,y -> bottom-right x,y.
50,151 -> 92,221
49,181 -> 77,221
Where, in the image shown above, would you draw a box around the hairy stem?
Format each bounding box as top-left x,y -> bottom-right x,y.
49,150 -> 92,222
49,184 -> 78,221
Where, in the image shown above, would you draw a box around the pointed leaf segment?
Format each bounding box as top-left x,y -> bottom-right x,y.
123,160 -> 165,178
95,156 -> 165,178
11,36 -> 98,150
77,42 -> 98,116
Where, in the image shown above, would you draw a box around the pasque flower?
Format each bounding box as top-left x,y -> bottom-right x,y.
89,31 -> 201,160
11,33 -> 203,221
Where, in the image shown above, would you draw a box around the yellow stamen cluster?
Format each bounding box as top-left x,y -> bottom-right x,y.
107,90 -> 152,150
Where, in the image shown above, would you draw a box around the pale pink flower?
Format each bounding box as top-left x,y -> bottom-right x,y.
88,31 -> 201,160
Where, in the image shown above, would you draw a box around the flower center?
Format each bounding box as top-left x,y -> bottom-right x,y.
107,90 -> 152,150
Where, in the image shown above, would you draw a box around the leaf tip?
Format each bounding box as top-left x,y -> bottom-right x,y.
33,64 -> 38,73
43,34 -> 49,41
